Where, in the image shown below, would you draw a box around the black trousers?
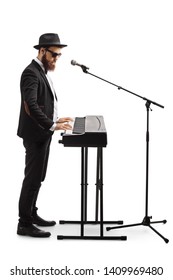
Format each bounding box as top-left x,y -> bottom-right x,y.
18,136 -> 52,226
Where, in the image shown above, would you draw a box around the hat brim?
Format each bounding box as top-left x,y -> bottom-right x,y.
34,43 -> 67,49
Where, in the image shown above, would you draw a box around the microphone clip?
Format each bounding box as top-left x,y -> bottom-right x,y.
81,65 -> 89,73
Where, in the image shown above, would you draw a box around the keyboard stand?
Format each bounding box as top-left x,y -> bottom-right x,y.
57,147 -> 127,240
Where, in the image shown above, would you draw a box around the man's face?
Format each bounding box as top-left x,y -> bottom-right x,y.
41,46 -> 62,72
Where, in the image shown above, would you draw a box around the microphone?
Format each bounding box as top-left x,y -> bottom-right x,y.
71,60 -> 89,72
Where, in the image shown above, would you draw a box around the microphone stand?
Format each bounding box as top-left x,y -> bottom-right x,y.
79,66 -> 169,243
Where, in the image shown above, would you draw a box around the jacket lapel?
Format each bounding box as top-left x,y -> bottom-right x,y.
32,60 -> 54,99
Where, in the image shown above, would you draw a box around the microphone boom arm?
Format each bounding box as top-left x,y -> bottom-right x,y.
83,68 -> 164,108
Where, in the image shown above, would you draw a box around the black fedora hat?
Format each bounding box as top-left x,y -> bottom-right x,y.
34,33 -> 67,49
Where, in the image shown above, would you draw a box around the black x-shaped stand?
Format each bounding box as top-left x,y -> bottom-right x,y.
57,146 -> 127,240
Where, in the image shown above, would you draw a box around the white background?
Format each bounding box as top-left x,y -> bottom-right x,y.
1,0 -> 172,279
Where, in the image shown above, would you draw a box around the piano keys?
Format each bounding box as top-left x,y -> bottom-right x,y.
59,115 -> 107,147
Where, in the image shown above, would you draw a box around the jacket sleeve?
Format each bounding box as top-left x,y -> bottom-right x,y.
20,68 -> 54,130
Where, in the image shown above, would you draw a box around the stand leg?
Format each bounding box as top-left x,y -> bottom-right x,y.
95,149 -> 99,222
99,148 -> 104,237
95,147 -> 104,236
80,147 -> 86,236
80,147 -> 88,236
149,225 -> 169,243
84,147 -> 88,221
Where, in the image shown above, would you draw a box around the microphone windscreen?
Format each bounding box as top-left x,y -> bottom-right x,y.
71,60 -> 76,66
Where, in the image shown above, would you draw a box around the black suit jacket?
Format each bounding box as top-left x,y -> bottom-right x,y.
17,60 -> 56,141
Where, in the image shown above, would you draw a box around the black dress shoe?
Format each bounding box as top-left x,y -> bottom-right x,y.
17,224 -> 51,238
32,214 -> 56,227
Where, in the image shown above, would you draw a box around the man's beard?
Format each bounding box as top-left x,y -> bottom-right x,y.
41,54 -> 56,72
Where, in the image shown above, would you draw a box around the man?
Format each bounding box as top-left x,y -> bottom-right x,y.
17,33 -> 72,237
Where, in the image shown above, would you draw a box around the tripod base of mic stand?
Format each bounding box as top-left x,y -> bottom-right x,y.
106,216 -> 169,243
